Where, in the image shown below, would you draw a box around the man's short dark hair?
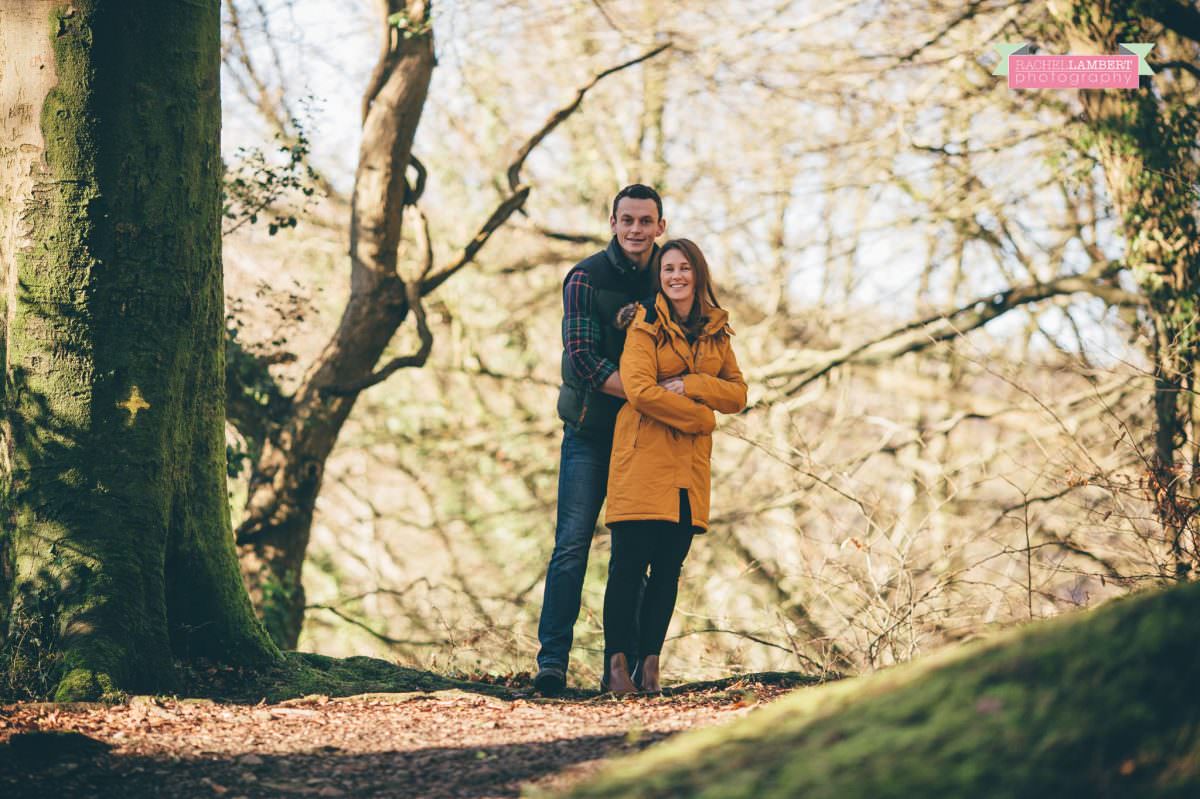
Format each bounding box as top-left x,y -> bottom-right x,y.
611,184 -> 663,221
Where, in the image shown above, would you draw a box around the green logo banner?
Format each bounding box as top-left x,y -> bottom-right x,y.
991,43 -> 1029,76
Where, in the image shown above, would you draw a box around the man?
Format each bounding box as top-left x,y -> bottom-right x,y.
534,184 -> 667,694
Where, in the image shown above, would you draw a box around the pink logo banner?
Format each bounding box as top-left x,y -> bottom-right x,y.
1010,54 -> 1139,89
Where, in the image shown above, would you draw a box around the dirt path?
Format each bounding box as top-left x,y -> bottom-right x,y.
0,677 -> 800,798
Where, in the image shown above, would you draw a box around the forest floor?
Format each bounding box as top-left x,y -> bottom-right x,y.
0,672 -> 813,798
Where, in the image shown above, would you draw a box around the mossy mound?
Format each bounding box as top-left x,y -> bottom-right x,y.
654,671 -> 826,696
179,652 -> 517,703
179,654 -> 823,705
560,581 -> 1200,798
266,653 -> 508,702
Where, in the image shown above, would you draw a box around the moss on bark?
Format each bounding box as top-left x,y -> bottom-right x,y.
1,1 -> 277,701
562,582 -> 1200,798
224,653 -> 511,704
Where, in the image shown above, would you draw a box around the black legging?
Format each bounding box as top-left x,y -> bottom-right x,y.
604,490 -> 695,659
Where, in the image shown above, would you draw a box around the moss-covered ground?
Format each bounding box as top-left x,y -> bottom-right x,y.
559,581 -> 1200,798
176,653 -> 818,704
173,652 -> 509,703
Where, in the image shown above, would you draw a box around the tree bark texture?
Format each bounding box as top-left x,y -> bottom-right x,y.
1053,3 -> 1200,575
0,0 -> 277,700
236,0 -> 435,648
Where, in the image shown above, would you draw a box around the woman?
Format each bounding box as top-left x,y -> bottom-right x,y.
602,238 -> 747,694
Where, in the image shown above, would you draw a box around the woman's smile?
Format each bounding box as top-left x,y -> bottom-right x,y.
659,250 -> 695,313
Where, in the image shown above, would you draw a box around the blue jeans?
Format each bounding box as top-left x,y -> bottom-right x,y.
536,425 -> 611,671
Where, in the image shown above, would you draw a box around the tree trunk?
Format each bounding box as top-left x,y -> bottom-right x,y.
1053,5 -> 1200,576
0,0 -> 278,700
236,1 -> 435,648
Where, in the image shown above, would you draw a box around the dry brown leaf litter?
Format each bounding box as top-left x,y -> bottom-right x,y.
0,682 -> 792,798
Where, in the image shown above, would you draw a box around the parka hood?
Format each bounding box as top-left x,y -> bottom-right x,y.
636,293 -> 734,338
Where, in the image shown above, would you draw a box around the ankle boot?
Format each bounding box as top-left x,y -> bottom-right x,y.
607,653 -> 637,695
639,654 -> 661,693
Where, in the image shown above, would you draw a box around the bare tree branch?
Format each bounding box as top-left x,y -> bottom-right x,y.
324,42 -> 672,400
225,336 -> 292,443
530,224 -> 608,246
755,263 -> 1145,402
420,188 -> 531,295
222,0 -> 345,207
1137,0 -> 1200,45
326,207 -> 436,395
719,526 -> 855,672
421,42 -> 672,296
404,154 -> 427,205
362,0 -> 403,124
897,0 -> 989,62
309,604 -> 442,647
506,42 -> 672,193
1156,59 -> 1200,80
589,0 -> 633,37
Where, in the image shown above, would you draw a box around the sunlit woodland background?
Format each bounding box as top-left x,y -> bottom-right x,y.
218,0 -> 1194,686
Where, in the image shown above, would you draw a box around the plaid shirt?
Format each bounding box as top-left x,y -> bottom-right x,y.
562,267 -> 618,390
562,240 -> 654,390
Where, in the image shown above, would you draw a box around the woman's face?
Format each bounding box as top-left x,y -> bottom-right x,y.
660,249 -> 695,308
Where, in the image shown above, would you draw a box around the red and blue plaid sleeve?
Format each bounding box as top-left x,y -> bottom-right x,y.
563,268 -> 618,389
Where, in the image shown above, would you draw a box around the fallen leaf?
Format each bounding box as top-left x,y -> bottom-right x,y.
270,708 -> 320,719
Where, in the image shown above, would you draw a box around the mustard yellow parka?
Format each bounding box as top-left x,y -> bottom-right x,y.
605,293 -> 748,531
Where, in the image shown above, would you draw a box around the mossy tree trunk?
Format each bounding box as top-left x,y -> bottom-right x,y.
0,0 -> 278,701
235,0 -> 435,648
1050,1 -> 1200,577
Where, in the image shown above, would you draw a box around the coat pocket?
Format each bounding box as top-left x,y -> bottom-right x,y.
632,413 -> 645,449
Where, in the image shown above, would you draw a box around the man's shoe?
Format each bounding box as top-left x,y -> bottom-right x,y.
533,666 -> 566,695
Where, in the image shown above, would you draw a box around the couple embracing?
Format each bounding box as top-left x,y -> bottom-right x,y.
534,184 -> 747,695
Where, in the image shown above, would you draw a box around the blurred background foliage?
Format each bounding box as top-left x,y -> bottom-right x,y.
218,0 -> 1198,686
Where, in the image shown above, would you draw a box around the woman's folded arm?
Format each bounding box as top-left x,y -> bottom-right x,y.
682,342 -> 747,414
621,327 -> 716,435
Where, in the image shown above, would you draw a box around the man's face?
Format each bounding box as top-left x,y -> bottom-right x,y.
610,197 -> 666,260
